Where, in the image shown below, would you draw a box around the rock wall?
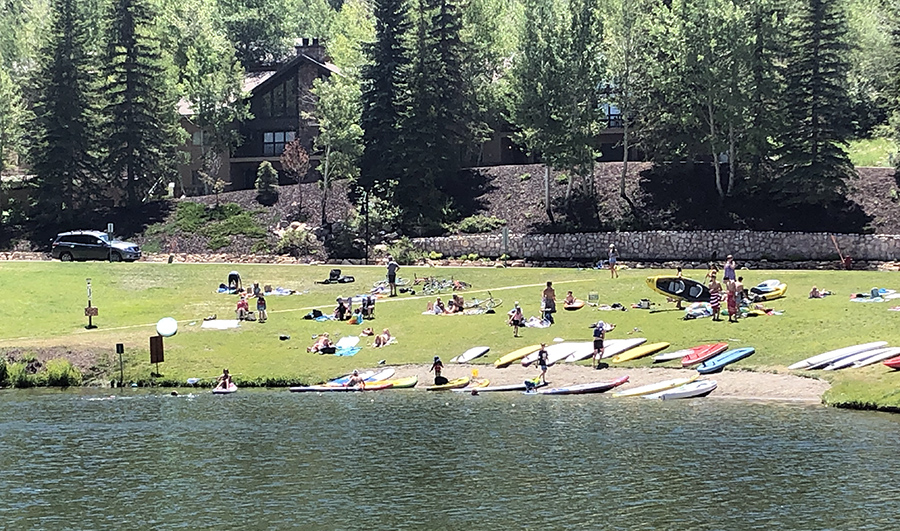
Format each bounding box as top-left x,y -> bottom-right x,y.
411,231 -> 900,261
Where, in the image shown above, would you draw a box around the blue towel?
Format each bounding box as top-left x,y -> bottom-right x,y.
335,346 -> 361,357
315,315 -> 335,322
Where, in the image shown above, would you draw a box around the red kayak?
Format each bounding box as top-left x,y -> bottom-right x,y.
882,355 -> 900,369
681,343 -> 729,367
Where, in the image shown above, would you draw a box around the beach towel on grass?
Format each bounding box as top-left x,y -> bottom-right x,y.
315,315 -> 335,322
336,336 -> 360,349
524,316 -> 551,328
201,319 -> 240,330
335,346 -> 361,357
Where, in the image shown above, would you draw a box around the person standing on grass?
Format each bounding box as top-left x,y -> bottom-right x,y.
592,321 -> 614,369
723,255 -> 736,282
726,279 -> 738,323
541,281 -> 556,325
386,255 -> 400,297
256,294 -> 267,323
608,244 -> 619,278
508,302 -> 524,337
709,273 -> 723,321
536,343 -> 549,384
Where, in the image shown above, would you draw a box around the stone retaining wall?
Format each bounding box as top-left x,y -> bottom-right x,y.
411,231 -> 900,262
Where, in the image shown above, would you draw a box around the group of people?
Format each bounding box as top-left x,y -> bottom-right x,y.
235,292 -> 267,323
506,281 -> 568,336
428,294 -> 466,315
334,296 -> 376,323
704,256 -> 745,323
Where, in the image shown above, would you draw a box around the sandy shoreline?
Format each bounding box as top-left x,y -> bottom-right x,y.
388,363 -> 830,401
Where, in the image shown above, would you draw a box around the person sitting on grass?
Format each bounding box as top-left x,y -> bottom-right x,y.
235,296 -> 251,320
374,328 -> 392,348
349,307 -> 364,325
334,298 -> 350,321
433,297 -> 447,315
307,333 -> 333,353
361,327 -> 375,336
564,291 -> 576,305
809,286 -> 832,299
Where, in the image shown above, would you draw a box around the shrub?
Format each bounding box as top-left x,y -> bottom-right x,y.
45,359 -> 82,387
255,161 -> 280,205
519,173 -> 531,181
7,362 -> 34,388
275,227 -> 316,257
555,173 -> 569,184
386,236 -> 422,265
0,357 -> 7,386
456,215 -> 507,234
174,202 -> 209,232
427,251 -> 443,260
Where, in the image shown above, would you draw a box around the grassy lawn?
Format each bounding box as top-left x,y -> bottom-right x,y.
848,137 -> 897,168
2,261 -> 900,407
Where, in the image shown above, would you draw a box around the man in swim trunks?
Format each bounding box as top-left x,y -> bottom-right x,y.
592,321 -> 614,369
346,370 -> 366,389
541,281 -> 556,325
386,255 -> 400,297
708,274 -> 722,321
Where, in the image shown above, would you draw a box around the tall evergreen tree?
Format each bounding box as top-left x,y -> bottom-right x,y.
0,52 -> 26,172
103,0 -> 183,206
28,0 -> 101,223
359,0 -> 411,202
397,0 -> 470,232
774,0 -> 855,208
217,0 -> 291,66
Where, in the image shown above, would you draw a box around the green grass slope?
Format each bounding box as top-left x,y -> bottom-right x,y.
2,262 -> 900,408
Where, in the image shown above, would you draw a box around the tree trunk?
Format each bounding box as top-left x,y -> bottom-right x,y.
619,123 -> 637,212
727,120 -> 736,196
320,145 -> 331,225
708,99 -> 724,199
544,165 -> 554,224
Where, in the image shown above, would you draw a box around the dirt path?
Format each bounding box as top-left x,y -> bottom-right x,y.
387,363 -> 830,401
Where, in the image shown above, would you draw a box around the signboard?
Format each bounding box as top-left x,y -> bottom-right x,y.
84,307 -> 99,317
107,223 -> 114,235
149,336 -> 164,364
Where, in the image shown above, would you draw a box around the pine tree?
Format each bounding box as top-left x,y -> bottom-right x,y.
29,0 -> 101,223
359,0 -> 411,199
774,0 -> 856,208
103,0 -> 183,206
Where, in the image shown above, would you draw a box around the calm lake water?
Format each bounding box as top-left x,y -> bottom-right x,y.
1,389 -> 899,530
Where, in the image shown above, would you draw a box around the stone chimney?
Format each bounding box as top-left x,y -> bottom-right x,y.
294,37 -> 326,63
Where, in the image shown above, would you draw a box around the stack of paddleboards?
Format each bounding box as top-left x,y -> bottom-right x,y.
289,367 -> 397,392
564,338 -> 647,363
788,342 -> 889,371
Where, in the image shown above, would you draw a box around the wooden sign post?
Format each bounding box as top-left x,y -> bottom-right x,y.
150,336 -> 164,377
84,278 -> 98,329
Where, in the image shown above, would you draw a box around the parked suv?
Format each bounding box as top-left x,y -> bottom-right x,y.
51,231 -> 142,262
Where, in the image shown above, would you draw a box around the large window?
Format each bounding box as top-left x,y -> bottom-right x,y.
263,131 -> 295,156
258,77 -> 298,118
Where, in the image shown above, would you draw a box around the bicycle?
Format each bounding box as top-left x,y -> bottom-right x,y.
373,277 -> 410,289
464,290 -> 503,312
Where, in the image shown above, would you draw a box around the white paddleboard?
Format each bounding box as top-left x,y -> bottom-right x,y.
823,347 -> 896,371
852,347 -> 900,368
367,367 -> 395,382
450,346 -> 490,363
564,338 -> 647,362
549,342 -> 591,366
653,348 -> 694,362
644,380 -> 717,400
788,342 -> 887,370
522,343 -> 576,366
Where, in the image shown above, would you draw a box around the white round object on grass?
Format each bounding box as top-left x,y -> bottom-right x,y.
157,317 -> 178,337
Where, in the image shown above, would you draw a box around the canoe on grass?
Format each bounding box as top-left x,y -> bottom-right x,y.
450,346 -> 490,363
494,345 -> 542,368
680,343 -> 729,367
611,342 -> 670,363
426,377 -> 470,391
645,276 -> 711,303
536,376 -> 630,395
612,374 -> 700,398
644,379 -> 717,400
696,347 -> 755,374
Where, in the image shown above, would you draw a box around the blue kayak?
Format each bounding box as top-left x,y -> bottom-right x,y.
697,347 -> 755,374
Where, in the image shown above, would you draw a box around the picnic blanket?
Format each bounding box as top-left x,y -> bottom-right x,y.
334,346 -> 362,357
524,316 -> 551,328
201,319 -> 240,330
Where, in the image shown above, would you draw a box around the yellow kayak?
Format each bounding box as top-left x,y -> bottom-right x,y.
612,374 -> 700,398
380,376 -> 418,389
494,345 -> 541,368
611,342 -> 671,364
751,283 -> 787,302
468,379 -> 490,389
426,377 -> 470,391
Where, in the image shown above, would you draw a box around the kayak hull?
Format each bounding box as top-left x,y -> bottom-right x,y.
697,347 -> 756,374
536,376 -> 630,395
680,343 -> 729,367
